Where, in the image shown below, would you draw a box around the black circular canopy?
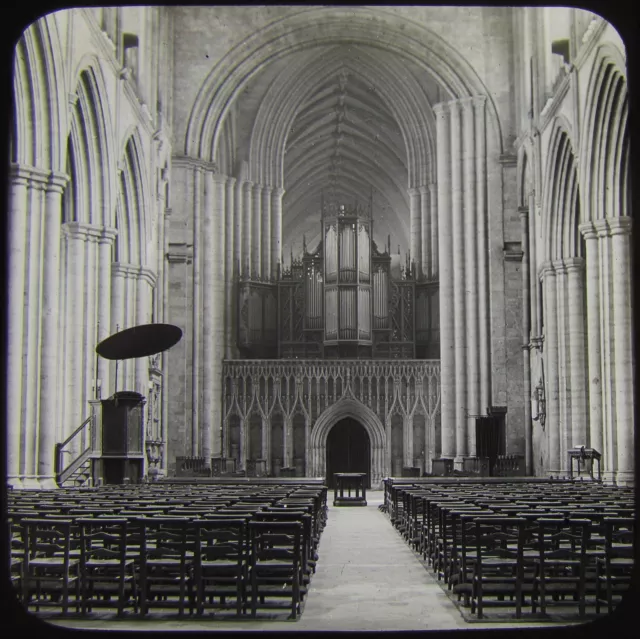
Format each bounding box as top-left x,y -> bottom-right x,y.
96,323 -> 183,361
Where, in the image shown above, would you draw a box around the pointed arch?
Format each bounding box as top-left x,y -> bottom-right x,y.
579,43 -> 629,222
542,118 -> 581,261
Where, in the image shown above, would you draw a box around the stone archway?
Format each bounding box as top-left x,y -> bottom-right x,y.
308,398 -> 386,487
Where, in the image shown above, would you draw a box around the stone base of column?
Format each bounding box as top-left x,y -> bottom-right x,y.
613,470 -> 635,487
21,476 -> 43,489
545,469 -> 565,480
453,456 -> 465,471
7,476 -> 24,489
601,471 -> 617,484
39,476 -> 58,489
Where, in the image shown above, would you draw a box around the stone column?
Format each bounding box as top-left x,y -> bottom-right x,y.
242,182 -> 253,277
565,257 -> 588,449
595,220 -> 615,479
542,263 -> 561,475
434,102 -> 455,459
202,172 -> 227,462
419,185 -> 430,279
234,179 -> 244,278
252,184 -> 262,278
553,259 -> 570,473
409,187 -> 421,277
271,187 -> 285,278
579,222 -> 602,455
225,177 -> 236,357
97,228 -> 117,399
462,97 -> 478,458
192,167 -> 203,456
609,216 -> 634,485
474,96 -> 490,413
38,172 -> 68,488
520,208 -> 533,474
528,192 -> 539,336
136,268 -> 156,395
62,222 -> 88,453
262,185 -> 272,279
429,183 -> 438,280
7,168 -> 29,487
450,100 -> 467,465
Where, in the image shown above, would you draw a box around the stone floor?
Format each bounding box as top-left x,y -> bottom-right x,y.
48,491 -> 583,631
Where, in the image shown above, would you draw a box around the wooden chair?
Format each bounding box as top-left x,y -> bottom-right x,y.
595,517 -> 634,615
77,517 -> 137,616
193,518 -> 247,616
532,517 -> 591,618
138,517 -> 195,617
248,520 -> 305,620
470,517 -> 533,619
21,518 -> 81,615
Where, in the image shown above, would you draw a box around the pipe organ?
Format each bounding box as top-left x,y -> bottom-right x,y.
238,200 -> 439,360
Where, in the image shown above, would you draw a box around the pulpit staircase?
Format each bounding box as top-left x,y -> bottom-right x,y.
55,415 -> 93,488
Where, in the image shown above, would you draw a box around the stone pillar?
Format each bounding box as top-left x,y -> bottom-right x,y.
595,220 -> 615,480
62,223 -> 88,451
579,222 -> 602,455
262,185 -> 272,279
553,259 -> 570,473
234,179 -> 243,278
271,187 -> 285,278
609,216 -> 634,485
252,184 -> 262,278
429,183 -> 438,280
202,172 -> 227,462
528,192 -> 540,336
38,172 -> 68,488
7,168 -> 29,487
450,100 -> 467,465
542,263 -> 561,475
474,96 -> 490,413
409,187 -> 421,277
242,181 -> 253,277
418,185 -> 429,279
97,229 -> 117,399
520,209 -> 533,474
136,268 -> 156,395
434,102 -> 455,459
565,257 -> 588,449
192,168 -> 203,456
225,177 -> 236,357
462,97 -> 478,458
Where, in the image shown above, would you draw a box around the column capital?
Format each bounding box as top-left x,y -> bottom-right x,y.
262,184 -> 273,196
47,171 -> 70,193
10,163 -> 69,190
459,95 -> 475,111
271,186 -> 285,198
473,95 -> 487,110
578,221 -> 598,240
62,221 -> 91,240
540,261 -> 556,278
448,99 -> 462,115
593,218 -> 611,237
433,102 -> 449,118
607,216 -> 632,236
99,226 -> 118,244
563,256 -> 585,272
407,187 -> 420,198
552,258 -> 567,274
243,180 -> 254,193
209,172 -> 228,185
226,176 -> 237,188
112,261 -> 142,277
418,185 -> 429,196
138,266 -> 157,287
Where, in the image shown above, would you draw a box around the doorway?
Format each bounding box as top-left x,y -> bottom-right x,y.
326,418 -> 371,488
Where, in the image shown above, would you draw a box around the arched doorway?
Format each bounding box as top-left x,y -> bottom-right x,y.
325,418 -> 371,489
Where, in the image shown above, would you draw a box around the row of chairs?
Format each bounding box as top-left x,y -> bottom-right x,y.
385,480 -> 634,620
9,482 -> 328,620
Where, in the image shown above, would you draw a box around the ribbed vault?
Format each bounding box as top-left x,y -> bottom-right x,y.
247,44 -> 439,253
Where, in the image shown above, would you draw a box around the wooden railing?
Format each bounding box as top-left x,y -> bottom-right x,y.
55,415 -> 92,485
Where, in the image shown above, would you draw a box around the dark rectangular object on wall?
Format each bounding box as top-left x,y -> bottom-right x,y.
432,458 -> 454,476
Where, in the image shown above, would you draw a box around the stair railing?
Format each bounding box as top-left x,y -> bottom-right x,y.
55,415 -> 93,485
